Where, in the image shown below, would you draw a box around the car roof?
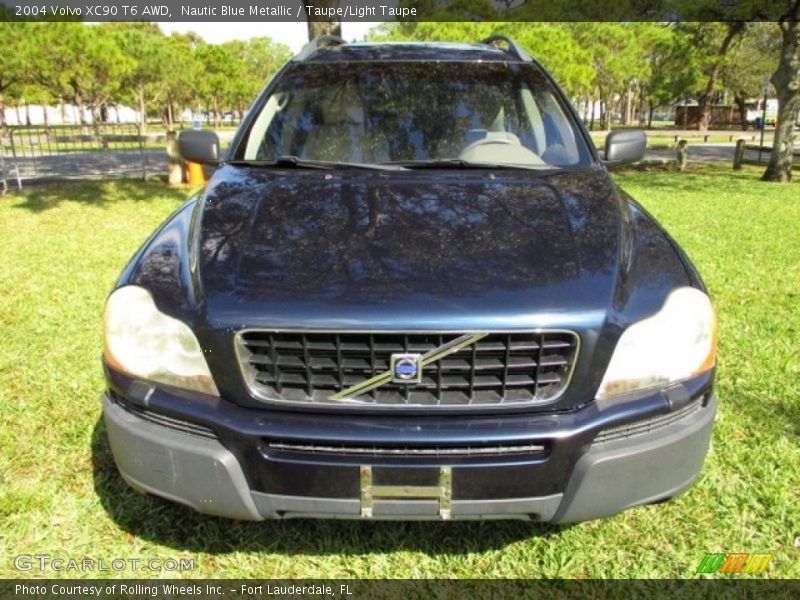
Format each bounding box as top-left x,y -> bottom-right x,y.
293,40 -> 529,64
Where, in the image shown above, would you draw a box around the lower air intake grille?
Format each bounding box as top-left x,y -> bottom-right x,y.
112,394 -> 217,439
236,330 -> 578,408
263,441 -> 548,460
594,398 -> 705,443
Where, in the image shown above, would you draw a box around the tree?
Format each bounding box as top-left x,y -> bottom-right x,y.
159,33 -> 204,128
80,27 -> 135,123
640,24 -> 703,128
104,23 -> 169,134
679,22 -> 748,131
0,23 -> 28,130
196,43 -> 234,128
572,23 -> 649,130
224,37 -> 291,119
721,23 -> 780,130
24,23 -> 133,126
762,7 -> 800,182
512,24 -> 595,99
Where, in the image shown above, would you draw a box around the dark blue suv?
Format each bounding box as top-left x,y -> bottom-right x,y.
101,36 -> 717,522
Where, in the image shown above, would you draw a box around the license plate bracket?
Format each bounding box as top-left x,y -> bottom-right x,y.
360,465 -> 452,520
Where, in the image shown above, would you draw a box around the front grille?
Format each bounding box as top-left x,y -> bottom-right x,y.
236,330 -> 578,408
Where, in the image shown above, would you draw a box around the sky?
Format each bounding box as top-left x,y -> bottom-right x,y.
158,22 -> 384,51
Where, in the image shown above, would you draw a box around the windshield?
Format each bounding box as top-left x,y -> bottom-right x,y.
235,61 -> 592,168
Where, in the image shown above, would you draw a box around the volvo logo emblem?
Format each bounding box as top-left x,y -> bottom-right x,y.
390,353 -> 423,384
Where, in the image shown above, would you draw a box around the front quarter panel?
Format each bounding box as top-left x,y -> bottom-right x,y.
114,194 -> 204,322
584,187 -> 710,401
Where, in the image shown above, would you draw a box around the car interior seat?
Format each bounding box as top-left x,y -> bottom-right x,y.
300,86 -> 388,163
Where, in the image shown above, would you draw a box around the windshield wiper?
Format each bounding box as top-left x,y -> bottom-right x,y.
385,159 -> 559,171
229,156 -> 407,171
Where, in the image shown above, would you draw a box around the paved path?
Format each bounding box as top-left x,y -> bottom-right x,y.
2,150 -> 166,186
1,129 -> 237,189
645,143 -> 770,164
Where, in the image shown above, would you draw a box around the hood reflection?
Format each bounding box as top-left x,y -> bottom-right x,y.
200,166 -> 620,310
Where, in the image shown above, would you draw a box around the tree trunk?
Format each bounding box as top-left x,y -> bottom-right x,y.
734,94 -> 748,130
604,97 -> 615,131
697,22 -> 747,131
165,101 -> 174,130
602,100 -> 610,131
624,87 -> 634,125
74,91 -> 86,126
620,91 -> 627,126
138,87 -> 147,135
165,130 -> 183,186
638,87 -> 648,127
304,1 -> 341,40
762,15 -> 799,182
0,91 -> 7,132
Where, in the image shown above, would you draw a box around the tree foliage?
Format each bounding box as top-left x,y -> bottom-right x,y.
2,18 -> 794,183
1,22 -> 291,131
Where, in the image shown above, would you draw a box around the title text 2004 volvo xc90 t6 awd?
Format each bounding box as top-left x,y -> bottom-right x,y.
102,36 -> 717,522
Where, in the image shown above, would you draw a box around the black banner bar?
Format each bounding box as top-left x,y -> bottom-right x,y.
3,579 -> 800,600
2,0 -> 798,22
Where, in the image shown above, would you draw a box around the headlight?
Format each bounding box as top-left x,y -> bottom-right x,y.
103,285 -> 219,396
596,287 -> 716,400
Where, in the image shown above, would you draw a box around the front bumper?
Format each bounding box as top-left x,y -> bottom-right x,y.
101,376 -> 716,523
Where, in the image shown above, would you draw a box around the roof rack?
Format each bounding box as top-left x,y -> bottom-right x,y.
293,35 -> 348,61
480,35 -> 532,62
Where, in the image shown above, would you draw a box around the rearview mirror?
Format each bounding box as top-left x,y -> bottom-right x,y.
604,130 -> 646,165
178,130 -> 221,166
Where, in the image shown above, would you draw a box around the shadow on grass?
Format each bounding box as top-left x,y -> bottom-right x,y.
12,177 -> 194,213
717,384 -> 800,441
612,163 -> 773,194
91,417 -> 569,556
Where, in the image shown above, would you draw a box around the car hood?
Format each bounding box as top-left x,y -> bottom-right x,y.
197,165 -> 624,330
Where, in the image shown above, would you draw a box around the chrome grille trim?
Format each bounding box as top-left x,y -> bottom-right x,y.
235,329 -> 579,409
265,442 -> 547,456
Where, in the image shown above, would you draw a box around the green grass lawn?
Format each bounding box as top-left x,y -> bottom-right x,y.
0,165 -> 798,579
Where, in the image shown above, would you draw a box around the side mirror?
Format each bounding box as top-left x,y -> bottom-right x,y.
178,130 -> 221,165
604,129 -> 646,165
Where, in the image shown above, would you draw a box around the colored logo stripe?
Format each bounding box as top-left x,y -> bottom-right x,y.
696,552 -> 772,574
